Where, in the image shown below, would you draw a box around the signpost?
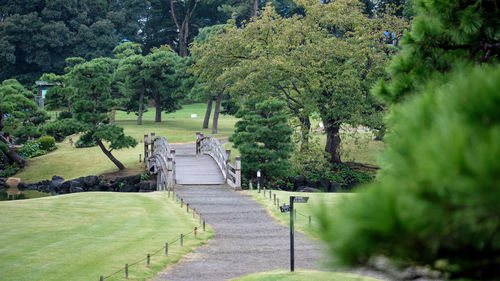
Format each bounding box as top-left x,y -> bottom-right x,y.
281,196 -> 309,272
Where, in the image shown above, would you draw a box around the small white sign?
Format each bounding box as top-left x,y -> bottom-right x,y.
318,122 -> 324,128
190,114 -> 197,118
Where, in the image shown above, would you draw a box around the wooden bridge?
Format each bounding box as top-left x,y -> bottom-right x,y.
144,132 -> 241,190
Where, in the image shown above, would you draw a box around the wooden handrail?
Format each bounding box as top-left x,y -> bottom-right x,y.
145,133 -> 175,190
195,132 -> 241,189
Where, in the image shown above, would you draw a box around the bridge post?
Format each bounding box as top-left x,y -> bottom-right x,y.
150,132 -> 155,153
235,156 -> 241,190
196,132 -> 201,154
167,157 -> 174,188
170,149 -> 176,163
144,134 -> 149,159
225,150 -> 231,182
157,170 -> 162,191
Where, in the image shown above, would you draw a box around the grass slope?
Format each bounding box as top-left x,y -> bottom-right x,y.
0,192 -> 212,281
245,190 -> 354,238
232,269 -> 382,281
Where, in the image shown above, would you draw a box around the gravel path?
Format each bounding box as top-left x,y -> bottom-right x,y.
153,184 -> 328,281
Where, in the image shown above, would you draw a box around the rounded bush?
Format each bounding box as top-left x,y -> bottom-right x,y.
38,136 -> 56,151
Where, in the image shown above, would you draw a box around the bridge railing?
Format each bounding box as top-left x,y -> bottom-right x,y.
144,132 -> 175,190
196,132 -> 241,189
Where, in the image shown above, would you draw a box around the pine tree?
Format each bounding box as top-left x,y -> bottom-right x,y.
229,99 -> 294,181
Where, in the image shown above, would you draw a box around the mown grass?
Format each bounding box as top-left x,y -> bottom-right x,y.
245,189 -> 354,239
0,191 -> 212,281
232,269 -> 382,281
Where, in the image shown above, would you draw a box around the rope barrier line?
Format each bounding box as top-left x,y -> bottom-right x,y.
100,196 -> 204,280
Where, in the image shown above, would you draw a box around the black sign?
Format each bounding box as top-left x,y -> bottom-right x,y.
293,196 -> 309,203
280,205 -> 291,213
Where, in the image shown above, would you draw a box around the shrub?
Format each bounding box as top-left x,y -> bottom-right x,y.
2,163 -> 21,177
57,111 -> 72,120
18,142 -> 46,159
38,136 -> 56,151
0,142 -> 9,155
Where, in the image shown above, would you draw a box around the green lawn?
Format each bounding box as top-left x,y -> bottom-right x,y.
0,191 -> 212,281
245,189 -> 354,238
232,269 -> 382,281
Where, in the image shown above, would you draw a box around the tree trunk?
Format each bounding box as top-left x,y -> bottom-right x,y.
154,87 -> 161,123
96,139 -> 125,170
212,92 -> 223,134
203,96 -> 213,129
299,115 -> 311,152
0,135 -> 26,165
323,120 -> 342,164
137,84 -> 144,125
170,0 -> 197,57
252,0 -> 259,17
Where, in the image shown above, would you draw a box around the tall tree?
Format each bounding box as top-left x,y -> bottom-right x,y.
229,99 -> 294,181
143,50 -> 183,122
69,58 -> 137,170
0,79 -> 48,164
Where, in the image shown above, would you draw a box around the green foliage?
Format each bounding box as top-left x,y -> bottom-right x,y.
230,99 -> 294,181
0,142 -> 9,155
140,173 -> 150,181
37,136 -> 56,151
18,142 -> 47,159
318,66 -> 500,280
40,119 -> 87,139
57,111 -> 72,120
375,0 -> 500,103
75,133 -> 97,148
2,163 -> 21,177
0,79 -> 48,140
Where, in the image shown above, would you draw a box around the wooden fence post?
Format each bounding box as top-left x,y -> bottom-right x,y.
181,198 -> 184,208
180,234 -> 184,246
100,276 -> 103,281
167,157 -> 173,188
203,220 -> 206,232
196,132 -> 201,154
277,198 -> 279,208
125,264 -> 128,279
165,242 -> 169,256
150,132 -> 155,153
235,156 -> 241,190
194,227 -> 198,239
139,153 -> 142,163
186,203 -> 190,213
144,134 -> 149,159
273,194 -> 276,205
147,254 -> 150,267
193,208 -> 196,218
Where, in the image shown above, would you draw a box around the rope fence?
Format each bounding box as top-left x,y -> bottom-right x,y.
259,188 -> 318,227
99,189 -> 205,280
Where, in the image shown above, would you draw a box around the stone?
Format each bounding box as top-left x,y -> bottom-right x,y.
329,181 -> 340,192
120,184 -> 138,192
5,177 -> 21,189
83,175 -> 98,187
96,184 -> 110,192
69,180 -> 84,193
139,181 -> 154,191
296,186 -> 321,193
58,181 -> 71,194
317,177 -> 330,191
50,176 -> 64,190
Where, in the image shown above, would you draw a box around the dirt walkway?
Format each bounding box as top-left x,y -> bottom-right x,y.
153,185 -> 328,281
